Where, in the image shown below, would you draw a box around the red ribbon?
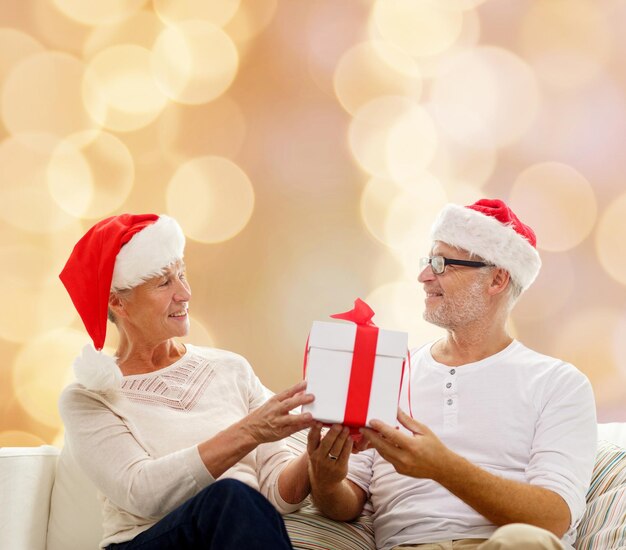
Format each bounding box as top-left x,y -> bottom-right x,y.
330,298 -> 379,428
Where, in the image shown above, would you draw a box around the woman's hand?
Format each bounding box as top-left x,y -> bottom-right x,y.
240,380 -> 315,445
307,422 -> 353,488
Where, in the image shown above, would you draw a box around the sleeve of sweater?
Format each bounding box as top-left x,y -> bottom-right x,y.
59,385 -> 214,519
243,365 -> 306,514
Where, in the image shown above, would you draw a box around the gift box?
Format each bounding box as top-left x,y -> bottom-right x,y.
302,299 -> 408,429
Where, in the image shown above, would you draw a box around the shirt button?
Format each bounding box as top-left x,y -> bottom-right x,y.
446,382 -> 452,389
447,398 -> 453,405
450,369 -> 456,375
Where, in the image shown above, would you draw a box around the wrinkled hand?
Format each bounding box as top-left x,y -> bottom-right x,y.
360,409 -> 452,480
307,423 -> 353,488
241,381 -> 315,445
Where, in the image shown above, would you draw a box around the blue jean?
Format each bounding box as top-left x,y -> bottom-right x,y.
107,479 -> 294,550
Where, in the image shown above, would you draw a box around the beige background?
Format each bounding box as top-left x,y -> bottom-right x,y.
1,0 -> 625,447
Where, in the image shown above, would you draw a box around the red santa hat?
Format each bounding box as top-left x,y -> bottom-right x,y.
430,198 -> 541,291
59,213 -> 185,391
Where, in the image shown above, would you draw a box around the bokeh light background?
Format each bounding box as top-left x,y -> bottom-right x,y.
1,0 -> 625,447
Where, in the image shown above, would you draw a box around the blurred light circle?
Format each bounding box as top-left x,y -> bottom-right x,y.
152,21 -> 239,105
46,136 -> 93,218
154,0 -> 240,27
31,0 -> 91,53
510,162 -> 597,252
436,179 -> 482,208
386,179 -> 448,278
157,97 -> 247,162
349,95 -> 414,177
365,280 -> 444,349
513,252 -> 575,321
406,8 -> 481,80
385,176 -> 447,249
360,177 -> 404,246
305,0 -> 373,98
371,0 -> 464,58
386,105 -> 438,181
48,130 -> 134,219
83,11 -> 163,58
596,193 -> 626,286
51,0 -> 148,26
13,328 -> 87,428
0,29 -> 44,90
0,133 -> 75,233
520,0 -> 610,90
552,307 -> 622,396
457,0 -> 488,8
516,77 -> 626,193
428,131 -> 496,187
225,0 -> 278,43
429,102 -> 492,150
166,156 -> 255,243
0,245 -> 77,342
2,52 -> 96,137
430,47 -> 540,147
82,45 -> 168,133
333,41 -> 422,117
0,243 -> 50,287
0,431 -> 47,447
360,175 -> 447,277
0,220 -> 85,281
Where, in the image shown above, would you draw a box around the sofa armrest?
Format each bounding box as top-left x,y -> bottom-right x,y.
597,422 -> 626,447
0,446 -> 60,550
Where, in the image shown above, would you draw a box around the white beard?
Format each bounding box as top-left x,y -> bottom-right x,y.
423,276 -> 490,330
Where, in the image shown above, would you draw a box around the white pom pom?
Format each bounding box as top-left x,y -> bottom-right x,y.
73,344 -> 122,392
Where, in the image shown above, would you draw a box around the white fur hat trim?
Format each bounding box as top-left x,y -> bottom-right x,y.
73,344 -> 122,392
430,204 -> 541,291
111,215 -> 185,290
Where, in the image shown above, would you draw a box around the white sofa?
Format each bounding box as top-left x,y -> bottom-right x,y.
1,423 -> 625,550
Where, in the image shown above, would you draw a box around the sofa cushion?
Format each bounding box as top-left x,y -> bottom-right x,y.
285,498 -> 375,550
0,446 -> 59,550
575,440 -> 626,550
46,438 -> 102,550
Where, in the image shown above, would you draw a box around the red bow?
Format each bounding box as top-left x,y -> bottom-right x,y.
330,298 -> 376,327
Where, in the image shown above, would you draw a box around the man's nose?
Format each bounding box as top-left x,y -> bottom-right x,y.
418,263 -> 436,283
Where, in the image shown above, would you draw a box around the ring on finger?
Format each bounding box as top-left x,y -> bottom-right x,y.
328,453 -> 339,460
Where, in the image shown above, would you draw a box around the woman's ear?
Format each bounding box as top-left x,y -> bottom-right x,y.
109,292 -> 127,319
488,267 -> 510,297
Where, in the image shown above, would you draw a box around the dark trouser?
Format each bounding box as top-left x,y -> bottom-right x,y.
107,479 -> 294,550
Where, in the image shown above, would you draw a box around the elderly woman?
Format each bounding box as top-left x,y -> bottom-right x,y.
58,213 -> 314,550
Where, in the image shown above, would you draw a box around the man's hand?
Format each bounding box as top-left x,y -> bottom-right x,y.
360,409 -> 452,481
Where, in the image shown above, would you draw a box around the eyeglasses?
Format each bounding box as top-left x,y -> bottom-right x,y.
419,256 -> 491,275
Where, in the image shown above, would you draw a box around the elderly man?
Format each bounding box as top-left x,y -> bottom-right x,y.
307,199 -> 597,550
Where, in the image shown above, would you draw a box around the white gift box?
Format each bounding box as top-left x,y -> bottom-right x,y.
302,320 -> 408,428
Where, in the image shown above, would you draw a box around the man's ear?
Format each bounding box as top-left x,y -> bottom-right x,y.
488,268 -> 510,297
109,292 -> 127,319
